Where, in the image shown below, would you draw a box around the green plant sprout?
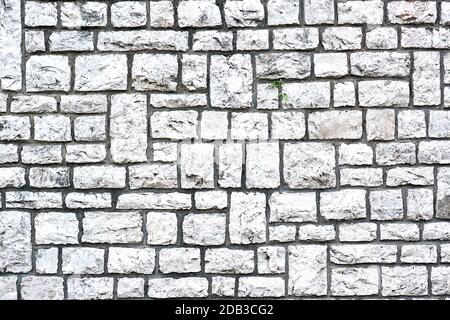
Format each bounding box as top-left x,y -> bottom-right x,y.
270,79 -> 289,102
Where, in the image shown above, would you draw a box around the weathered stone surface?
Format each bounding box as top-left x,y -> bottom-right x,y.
111,1 -> 147,27
338,0 -> 384,24
147,212 -> 178,245
224,0 -> 264,27
431,267 -> 450,295
129,164 -> 177,189
376,142 -> 416,166
407,188 -> 434,221
246,143 -> 280,188
108,248 -> 155,274
26,56 -> 70,92
273,28 -> 319,50
180,143 -> 214,189
351,52 -> 410,77
212,277 -> 235,297
314,53 -> 348,78
67,278 -> 113,300
339,143 -> 373,166
0,212 -> 31,273
205,248 -> 254,274
238,277 -> 285,297
284,143 -> 336,189
413,52 -> 441,106
75,55 -> 127,91
147,278 -> 208,298
35,212 -> 78,245
359,81 -> 410,107
322,27 -> 362,50
256,53 -> 310,80
211,55 -> 253,108
386,167 -> 434,186
0,167 -> 25,188
151,111 -> 198,140
194,191 -> 228,210
366,27 -> 398,49
218,144 -> 243,188
201,111 -> 228,140
62,248 -> 104,274
193,31 -> 233,51
178,1 -> 222,27
6,191 -> 63,209
419,141 -> 450,164
388,1 -> 437,24
257,247 -> 285,274
98,31 -> 188,51
269,192 -> 317,223
49,31 -> 94,52
282,82 -> 330,109
331,245 -> 397,264
437,168 -> 450,219
133,54 -> 178,91
382,266 -> 428,296
298,225 -> 336,242
150,1 -> 174,28
398,110 -> 426,138
340,168 -> 383,187
401,244 -> 437,263
237,30 -> 269,50
231,113 -> 268,140
159,248 -> 201,274
82,212 -> 143,244
117,278 -> 145,299
268,0 -> 300,25
321,189 -> 367,220
370,190 -> 404,220
11,95 -> 57,113
61,2 -> 107,27
331,267 -> 379,296
271,111 -> 305,139
289,245 -> 327,296
183,213 -> 226,245
73,166 -> 126,189
36,248 -> 58,274
0,277 -> 17,300
308,110 -> 362,140
110,94 -> 147,163
21,276 -> 64,300
229,192 -> 266,244
29,167 -> 70,188
380,223 -> 420,241
339,223 -> 377,242
117,192 -> 191,210
304,0 -> 334,24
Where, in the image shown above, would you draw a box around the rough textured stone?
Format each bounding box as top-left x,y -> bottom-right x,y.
211,55 -> 253,109
180,144 -> 214,189
159,248 -> 201,274
62,248 -> 104,274
183,213 -> 226,246
75,55 -> 127,91
205,248 -> 254,274
35,212 -> 78,245
67,278 -> 113,300
108,248 -> 155,274
82,212 -> 143,244
269,192 -> 317,223
331,245 -> 397,264
284,143 -> 336,189
238,277 -> 285,297
256,53 -> 310,80
320,189 -> 367,220
147,278 -> 208,298
331,268 -> 379,296
382,266 -> 428,296
110,94 -> 147,163
26,56 -> 70,92
0,212 -> 31,273
289,245 -> 327,296
132,54 -> 178,91
21,276 -> 63,300
229,192 -> 266,244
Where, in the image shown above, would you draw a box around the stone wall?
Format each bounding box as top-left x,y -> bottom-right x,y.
1,0 -> 450,299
